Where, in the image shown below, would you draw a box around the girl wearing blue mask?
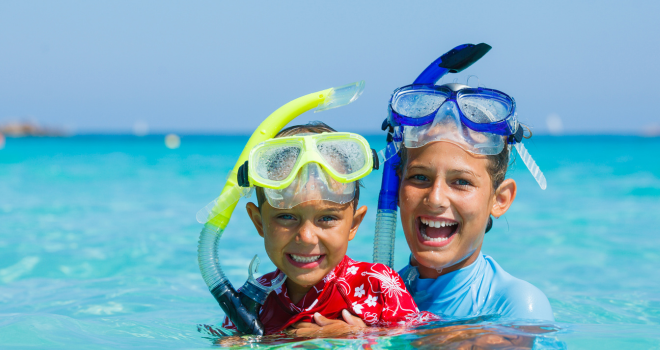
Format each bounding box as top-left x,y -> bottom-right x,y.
378,44 -> 553,321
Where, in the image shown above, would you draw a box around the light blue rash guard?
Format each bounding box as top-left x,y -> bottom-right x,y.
398,253 -> 554,321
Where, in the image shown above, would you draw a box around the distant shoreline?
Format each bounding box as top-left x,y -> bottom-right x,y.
0,121 -> 68,137
2,133 -> 658,138
1,120 -> 658,139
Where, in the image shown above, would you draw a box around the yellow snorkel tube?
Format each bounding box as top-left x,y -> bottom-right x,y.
197,81 -> 365,336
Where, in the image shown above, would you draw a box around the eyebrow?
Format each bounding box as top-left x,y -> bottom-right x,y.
406,164 -> 430,172
448,169 -> 481,178
319,205 -> 350,212
407,164 -> 481,178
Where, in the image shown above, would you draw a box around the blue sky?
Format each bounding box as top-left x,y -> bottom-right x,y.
1,1 -> 658,134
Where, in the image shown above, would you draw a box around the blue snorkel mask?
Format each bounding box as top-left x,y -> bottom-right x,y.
373,43 -> 546,268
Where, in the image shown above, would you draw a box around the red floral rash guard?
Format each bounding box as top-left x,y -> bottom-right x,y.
221,256 -> 438,335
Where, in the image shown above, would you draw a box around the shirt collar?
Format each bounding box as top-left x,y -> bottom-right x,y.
275,255 -> 350,311
414,252 -> 486,296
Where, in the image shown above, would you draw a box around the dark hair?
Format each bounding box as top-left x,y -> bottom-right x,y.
254,121 -> 361,211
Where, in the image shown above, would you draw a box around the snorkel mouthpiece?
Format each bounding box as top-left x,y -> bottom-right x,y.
413,43 -> 492,85
241,255 -> 286,305
197,81 -> 364,336
315,81 -> 365,112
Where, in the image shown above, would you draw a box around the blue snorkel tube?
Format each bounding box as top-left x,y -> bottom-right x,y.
373,43 -> 492,267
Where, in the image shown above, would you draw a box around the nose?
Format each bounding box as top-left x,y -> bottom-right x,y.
296,220 -> 320,245
425,178 -> 450,210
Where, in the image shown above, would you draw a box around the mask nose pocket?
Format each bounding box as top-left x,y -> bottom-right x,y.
430,101 -> 462,134
264,163 -> 356,209
403,101 -> 460,148
424,101 -> 464,147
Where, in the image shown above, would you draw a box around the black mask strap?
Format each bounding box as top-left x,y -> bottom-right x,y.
485,216 -> 493,234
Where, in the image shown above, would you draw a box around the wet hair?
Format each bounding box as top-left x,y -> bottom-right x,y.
255,121 -> 361,212
397,126 -> 532,192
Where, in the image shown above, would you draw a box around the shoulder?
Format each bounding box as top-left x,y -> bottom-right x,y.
350,260 -> 397,275
483,255 -> 554,321
352,261 -> 408,290
344,257 -> 395,275
344,260 -> 404,286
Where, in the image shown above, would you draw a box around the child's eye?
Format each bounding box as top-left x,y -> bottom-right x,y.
454,179 -> 472,187
410,174 -> 429,182
319,216 -> 337,222
278,214 -> 296,221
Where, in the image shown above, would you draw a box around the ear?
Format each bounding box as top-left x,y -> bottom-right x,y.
491,179 -> 517,218
348,205 -> 368,241
246,202 -> 265,238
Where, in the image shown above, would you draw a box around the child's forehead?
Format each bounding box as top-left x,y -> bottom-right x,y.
263,199 -> 353,213
409,142 -> 488,163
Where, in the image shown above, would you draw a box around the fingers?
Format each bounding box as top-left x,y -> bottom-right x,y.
289,321 -> 321,330
342,309 -> 367,328
313,311 -> 367,328
289,312 -> 369,339
288,328 -> 316,337
313,312 -> 342,327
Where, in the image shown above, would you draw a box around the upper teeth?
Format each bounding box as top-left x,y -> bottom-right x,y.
421,218 -> 457,228
290,254 -> 321,263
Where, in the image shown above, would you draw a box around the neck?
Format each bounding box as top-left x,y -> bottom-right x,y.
285,279 -> 314,304
414,248 -> 482,280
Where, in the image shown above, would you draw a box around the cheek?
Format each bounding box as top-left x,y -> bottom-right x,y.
452,193 -> 491,248
262,225 -> 290,254
262,234 -> 280,260
398,185 -> 425,243
446,184 -> 484,215
323,225 -> 350,257
398,184 -> 422,214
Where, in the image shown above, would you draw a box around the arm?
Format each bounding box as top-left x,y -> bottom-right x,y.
287,310 -> 367,337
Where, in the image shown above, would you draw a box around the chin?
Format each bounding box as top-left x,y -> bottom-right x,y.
292,273 -> 324,287
415,250 -> 453,270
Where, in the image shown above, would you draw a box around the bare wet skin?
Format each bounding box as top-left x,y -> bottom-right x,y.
411,324 -> 557,350
200,320 -> 560,349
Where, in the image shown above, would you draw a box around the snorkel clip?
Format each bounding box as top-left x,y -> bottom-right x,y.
237,161 -> 250,187
508,124 -> 524,144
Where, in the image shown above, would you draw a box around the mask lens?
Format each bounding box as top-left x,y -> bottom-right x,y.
457,90 -> 512,123
264,163 -> 356,209
316,139 -> 367,175
403,101 -> 506,155
253,144 -> 301,181
392,89 -> 448,118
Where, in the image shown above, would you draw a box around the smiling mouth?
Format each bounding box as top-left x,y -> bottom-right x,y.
286,253 -> 325,268
289,254 -> 322,263
418,217 -> 459,247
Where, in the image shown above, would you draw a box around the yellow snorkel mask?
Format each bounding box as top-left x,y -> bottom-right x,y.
196,83 -> 366,225
234,132 -> 378,209
196,81 -> 365,336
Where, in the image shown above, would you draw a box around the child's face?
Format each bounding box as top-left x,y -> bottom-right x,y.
247,199 -> 367,289
399,141 -> 516,275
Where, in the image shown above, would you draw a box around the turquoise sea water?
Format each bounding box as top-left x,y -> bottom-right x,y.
1,135 -> 659,349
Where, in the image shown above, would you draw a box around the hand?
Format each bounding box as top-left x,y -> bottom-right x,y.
412,325 -> 536,350
287,309 -> 367,337
213,335 -> 249,347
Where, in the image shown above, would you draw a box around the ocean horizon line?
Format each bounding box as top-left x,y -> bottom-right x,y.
3,131 -> 659,138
